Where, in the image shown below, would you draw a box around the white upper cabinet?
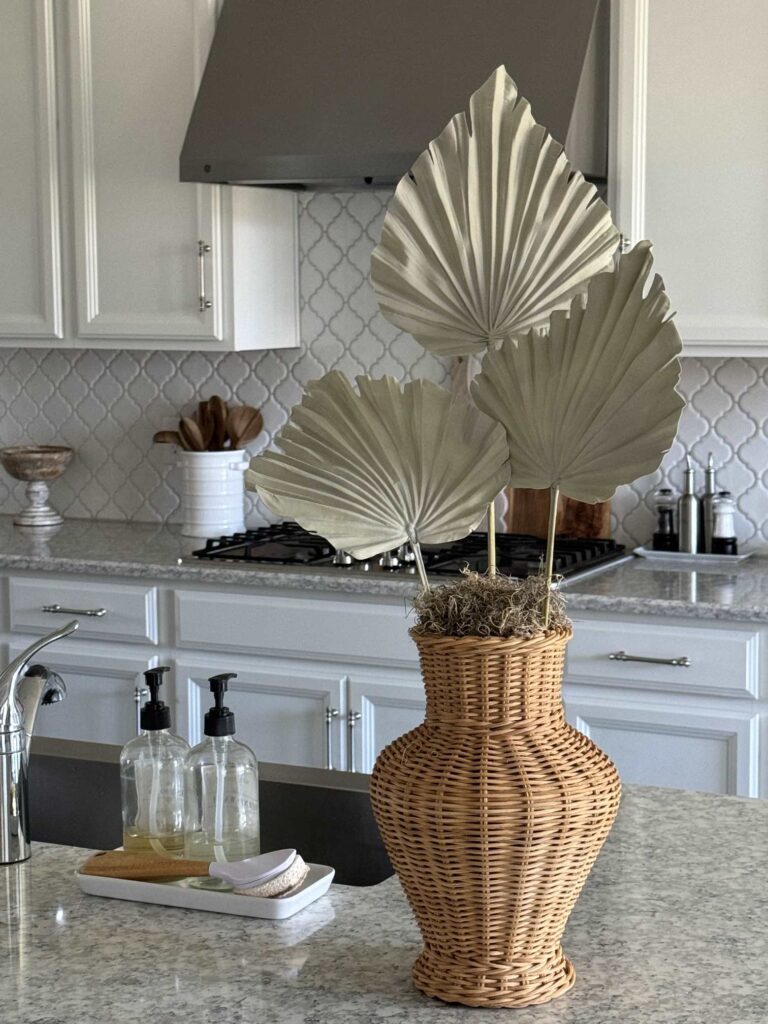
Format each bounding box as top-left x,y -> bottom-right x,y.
0,0 -> 298,351
611,0 -> 768,356
0,1 -> 63,339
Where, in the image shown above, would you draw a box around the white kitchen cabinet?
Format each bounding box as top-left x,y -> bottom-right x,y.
13,640 -> 157,745
566,695 -> 759,797
0,0 -> 298,351
347,673 -> 425,775
9,575 -> 158,644
0,0 -> 62,339
175,657 -> 346,769
174,588 -> 416,666
564,610 -> 763,796
610,0 -> 768,355
3,566 -> 767,796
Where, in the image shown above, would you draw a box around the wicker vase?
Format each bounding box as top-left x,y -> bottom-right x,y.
370,627 -> 621,1008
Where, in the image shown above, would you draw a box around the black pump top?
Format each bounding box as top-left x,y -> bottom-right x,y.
140,666 -> 172,731
204,673 -> 237,737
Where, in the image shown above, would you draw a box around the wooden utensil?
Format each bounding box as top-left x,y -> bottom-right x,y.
196,400 -> 215,450
79,848 -> 298,888
152,430 -> 187,449
178,416 -> 206,452
226,406 -> 264,449
209,395 -> 229,450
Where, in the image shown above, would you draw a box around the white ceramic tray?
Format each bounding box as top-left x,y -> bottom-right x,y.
633,547 -> 752,565
75,862 -> 335,920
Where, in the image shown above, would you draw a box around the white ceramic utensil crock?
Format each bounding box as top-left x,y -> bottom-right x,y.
178,450 -> 248,538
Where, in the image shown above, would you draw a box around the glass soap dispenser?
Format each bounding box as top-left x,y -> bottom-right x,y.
120,666 -> 189,855
184,673 -> 260,862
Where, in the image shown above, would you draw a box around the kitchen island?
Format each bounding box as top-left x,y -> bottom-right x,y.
2,785 -> 767,1023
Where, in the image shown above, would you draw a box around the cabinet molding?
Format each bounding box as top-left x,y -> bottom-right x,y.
611,0 -> 768,355
67,0 -> 225,342
0,0 -> 63,339
609,0 -> 648,254
569,697 -> 759,797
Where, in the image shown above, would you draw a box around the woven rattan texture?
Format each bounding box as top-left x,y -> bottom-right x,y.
370,628 -> 621,1008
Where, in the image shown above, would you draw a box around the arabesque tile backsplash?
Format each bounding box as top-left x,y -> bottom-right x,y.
0,192 -> 766,551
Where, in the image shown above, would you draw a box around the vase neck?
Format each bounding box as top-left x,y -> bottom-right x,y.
414,631 -> 569,728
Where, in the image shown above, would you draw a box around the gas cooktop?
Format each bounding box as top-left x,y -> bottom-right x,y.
191,523 -> 626,579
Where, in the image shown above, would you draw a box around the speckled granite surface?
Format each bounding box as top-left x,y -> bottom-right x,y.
2,785 -> 767,1023
0,515 -> 765,620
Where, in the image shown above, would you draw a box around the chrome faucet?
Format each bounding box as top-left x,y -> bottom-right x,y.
0,620 -> 78,864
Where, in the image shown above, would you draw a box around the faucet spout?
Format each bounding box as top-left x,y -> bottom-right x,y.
0,620 -> 79,737
0,619 -> 78,865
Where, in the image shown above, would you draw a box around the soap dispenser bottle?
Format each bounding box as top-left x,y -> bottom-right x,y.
184,673 -> 260,861
120,666 -> 189,855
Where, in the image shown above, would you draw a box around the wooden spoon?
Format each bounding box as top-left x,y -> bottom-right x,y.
152,430 -> 187,449
195,400 -> 215,450
226,406 -> 264,449
208,395 -> 229,451
178,416 -> 206,452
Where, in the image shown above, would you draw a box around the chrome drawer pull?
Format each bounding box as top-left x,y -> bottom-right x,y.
609,650 -> 690,668
42,604 -> 107,618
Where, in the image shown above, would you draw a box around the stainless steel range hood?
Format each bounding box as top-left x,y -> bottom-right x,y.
180,0 -> 608,190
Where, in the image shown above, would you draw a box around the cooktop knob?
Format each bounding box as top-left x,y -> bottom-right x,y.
332,550 -> 354,566
379,550 -> 400,569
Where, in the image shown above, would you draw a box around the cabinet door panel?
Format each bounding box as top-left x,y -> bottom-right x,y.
348,675 -> 425,775
177,659 -> 346,769
11,641 -> 154,745
0,0 -> 62,338
567,618 -> 759,698
67,0 -> 223,340
567,696 -> 759,797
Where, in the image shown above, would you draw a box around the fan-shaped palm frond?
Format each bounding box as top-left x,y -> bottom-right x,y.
246,373 -> 510,567
371,66 -> 619,357
471,242 -> 684,503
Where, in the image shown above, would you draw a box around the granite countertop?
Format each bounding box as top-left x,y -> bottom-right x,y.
2,785 -> 767,1023
0,515 -> 767,620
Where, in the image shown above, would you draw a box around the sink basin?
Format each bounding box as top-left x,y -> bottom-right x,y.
29,744 -> 393,887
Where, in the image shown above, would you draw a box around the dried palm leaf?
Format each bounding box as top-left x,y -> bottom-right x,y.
246,373 -> 510,569
471,242 -> 684,503
370,66 -> 619,357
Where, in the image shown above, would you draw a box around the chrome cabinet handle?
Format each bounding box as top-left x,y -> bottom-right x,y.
324,707 -> 339,770
609,650 -> 691,668
133,685 -> 149,735
347,710 -> 361,772
42,604 -> 107,618
198,240 -> 212,312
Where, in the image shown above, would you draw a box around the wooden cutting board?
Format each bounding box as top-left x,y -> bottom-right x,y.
506,488 -> 612,539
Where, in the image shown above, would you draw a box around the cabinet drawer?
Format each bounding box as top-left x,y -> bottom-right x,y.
567,619 -> 759,698
10,576 -> 158,644
175,590 -> 415,666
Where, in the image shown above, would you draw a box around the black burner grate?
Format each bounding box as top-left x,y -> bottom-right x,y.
192,524 -> 626,578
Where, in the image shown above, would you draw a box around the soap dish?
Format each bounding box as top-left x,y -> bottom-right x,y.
75,862 -> 334,919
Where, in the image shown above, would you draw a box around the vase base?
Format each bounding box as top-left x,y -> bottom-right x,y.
412,946 -> 576,1008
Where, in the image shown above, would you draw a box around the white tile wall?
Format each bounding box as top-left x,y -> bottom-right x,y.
0,191 -> 765,551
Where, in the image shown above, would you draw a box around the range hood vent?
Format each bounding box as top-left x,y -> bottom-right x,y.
181,0 -> 608,190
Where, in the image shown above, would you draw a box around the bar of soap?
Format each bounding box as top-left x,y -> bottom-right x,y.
233,854 -> 309,898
